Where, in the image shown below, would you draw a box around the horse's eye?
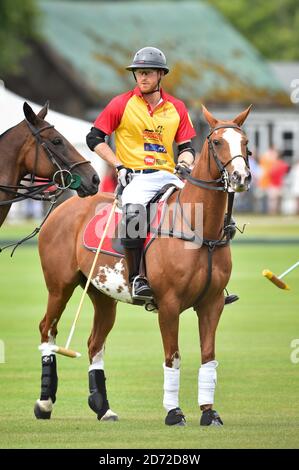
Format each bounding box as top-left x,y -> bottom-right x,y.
213,139 -> 220,145
52,137 -> 63,145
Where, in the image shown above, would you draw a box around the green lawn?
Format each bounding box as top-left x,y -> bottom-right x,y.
0,225 -> 299,448
1,214 -> 299,241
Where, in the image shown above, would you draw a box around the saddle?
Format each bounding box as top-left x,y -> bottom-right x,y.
83,184 -> 178,257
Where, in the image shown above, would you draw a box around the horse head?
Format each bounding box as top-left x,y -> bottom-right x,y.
201,105 -> 252,193
23,102 -> 99,197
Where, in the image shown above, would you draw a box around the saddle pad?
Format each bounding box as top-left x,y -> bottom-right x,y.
83,201 -> 165,257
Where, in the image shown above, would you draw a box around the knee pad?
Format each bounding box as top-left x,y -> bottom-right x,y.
121,204 -> 147,241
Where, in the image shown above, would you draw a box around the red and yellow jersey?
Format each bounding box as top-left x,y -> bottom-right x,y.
94,87 -> 196,172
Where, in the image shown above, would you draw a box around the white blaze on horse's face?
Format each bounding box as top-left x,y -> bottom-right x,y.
221,128 -> 250,192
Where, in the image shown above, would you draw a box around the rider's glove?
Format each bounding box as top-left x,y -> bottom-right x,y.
115,165 -> 131,187
175,151 -> 195,175
175,161 -> 192,175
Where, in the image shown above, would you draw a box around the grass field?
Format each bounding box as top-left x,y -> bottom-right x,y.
0,218 -> 299,449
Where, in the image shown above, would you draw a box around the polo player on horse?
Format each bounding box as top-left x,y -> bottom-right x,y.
86,46 -> 196,301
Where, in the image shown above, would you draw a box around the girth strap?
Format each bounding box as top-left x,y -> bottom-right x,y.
193,245 -> 214,310
193,237 -> 230,310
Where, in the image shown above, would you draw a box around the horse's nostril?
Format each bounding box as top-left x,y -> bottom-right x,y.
92,174 -> 100,186
231,171 -> 241,183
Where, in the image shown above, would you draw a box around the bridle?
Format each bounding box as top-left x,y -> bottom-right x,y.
25,120 -> 90,189
177,124 -> 251,192
0,120 -> 90,206
0,121 -> 91,255
174,123 -> 252,307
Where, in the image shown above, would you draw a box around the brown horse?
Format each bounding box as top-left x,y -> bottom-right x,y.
35,105 -> 252,425
0,102 -> 99,227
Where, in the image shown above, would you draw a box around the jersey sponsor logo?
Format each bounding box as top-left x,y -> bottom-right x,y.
144,155 -> 156,166
156,158 -> 167,165
143,130 -> 161,141
143,126 -> 164,142
144,143 -> 167,153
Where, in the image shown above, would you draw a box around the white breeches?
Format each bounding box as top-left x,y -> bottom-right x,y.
121,170 -> 184,206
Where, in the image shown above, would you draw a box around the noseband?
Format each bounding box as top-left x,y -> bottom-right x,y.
177,124 -> 251,192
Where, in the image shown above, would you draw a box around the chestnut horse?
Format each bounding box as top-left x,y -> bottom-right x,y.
0,102 -> 99,227
35,105 -> 252,426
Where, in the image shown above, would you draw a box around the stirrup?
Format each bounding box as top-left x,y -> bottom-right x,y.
131,276 -> 153,301
224,294 -> 239,305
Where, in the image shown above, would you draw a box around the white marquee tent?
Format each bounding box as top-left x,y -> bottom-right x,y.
0,80 -> 105,178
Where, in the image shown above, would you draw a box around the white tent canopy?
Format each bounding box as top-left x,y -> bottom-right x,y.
0,80 -> 105,177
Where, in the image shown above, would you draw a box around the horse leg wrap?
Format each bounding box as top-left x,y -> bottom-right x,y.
163,363 -> 180,412
34,354 -> 58,419
88,369 -> 109,420
40,354 -> 58,403
198,360 -> 218,406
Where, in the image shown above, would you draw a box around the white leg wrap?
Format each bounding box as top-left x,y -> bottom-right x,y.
88,347 -> 105,372
198,360 -> 218,406
163,363 -> 180,412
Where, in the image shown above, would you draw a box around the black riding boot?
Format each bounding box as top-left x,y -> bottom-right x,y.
124,244 -> 153,301
122,203 -> 153,301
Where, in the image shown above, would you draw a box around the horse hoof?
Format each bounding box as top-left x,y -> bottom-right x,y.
34,399 -> 53,420
165,407 -> 186,426
200,409 -> 223,426
98,409 -> 119,422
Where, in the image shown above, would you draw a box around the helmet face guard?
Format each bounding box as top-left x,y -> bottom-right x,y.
126,47 -> 169,75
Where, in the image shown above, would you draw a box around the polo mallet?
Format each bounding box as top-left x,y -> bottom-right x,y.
50,188 -> 121,358
262,260 -> 299,290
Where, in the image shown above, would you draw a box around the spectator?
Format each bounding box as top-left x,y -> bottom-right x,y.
257,146 -> 279,213
268,155 -> 289,214
99,166 -> 117,193
288,160 -> 299,215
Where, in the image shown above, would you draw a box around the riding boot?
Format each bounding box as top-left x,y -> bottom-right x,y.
124,244 -> 153,301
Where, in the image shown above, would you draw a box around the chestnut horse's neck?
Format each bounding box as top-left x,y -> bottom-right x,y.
179,139 -> 227,240
0,123 -> 29,224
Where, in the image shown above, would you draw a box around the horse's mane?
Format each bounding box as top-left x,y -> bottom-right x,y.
0,125 -> 17,140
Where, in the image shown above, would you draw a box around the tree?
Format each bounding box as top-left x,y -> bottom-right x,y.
207,0 -> 299,60
0,0 -> 40,76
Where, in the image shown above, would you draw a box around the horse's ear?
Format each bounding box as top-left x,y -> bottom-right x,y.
202,105 -> 218,128
23,102 -> 38,125
233,104 -> 252,126
37,100 -> 50,120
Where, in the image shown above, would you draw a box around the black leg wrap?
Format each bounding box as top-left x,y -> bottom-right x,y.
88,369 -> 109,420
40,355 -> 58,403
